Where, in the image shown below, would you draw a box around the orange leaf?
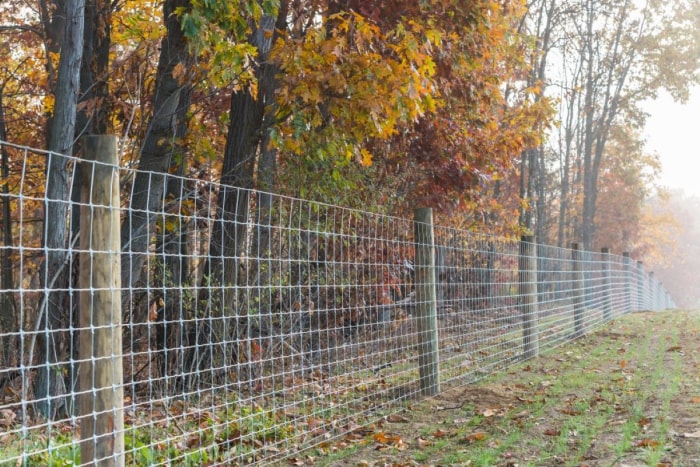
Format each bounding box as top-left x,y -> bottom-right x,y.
619,360 -> 627,369
432,429 -> 449,438
543,428 -> 561,436
638,417 -> 652,428
465,432 -> 488,443
634,438 -> 659,449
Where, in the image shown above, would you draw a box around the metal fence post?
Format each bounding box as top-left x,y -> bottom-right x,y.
572,243 -> 585,337
414,208 -> 440,396
519,236 -> 539,359
601,248 -> 612,321
79,135 -> 125,466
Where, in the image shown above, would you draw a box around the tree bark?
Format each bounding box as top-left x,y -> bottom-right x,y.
206,5 -> 288,300
35,0 -> 85,419
580,0 -> 596,250
64,0 -> 113,406
0,89 -> 18,367
120,0 -> 192,296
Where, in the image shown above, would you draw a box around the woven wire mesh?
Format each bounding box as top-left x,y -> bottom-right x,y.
0,139 -> 675,465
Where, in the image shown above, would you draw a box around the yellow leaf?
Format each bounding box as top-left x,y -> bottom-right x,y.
360,148 -> 373,166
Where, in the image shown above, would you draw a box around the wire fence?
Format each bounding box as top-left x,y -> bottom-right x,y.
0,137 -> 674,466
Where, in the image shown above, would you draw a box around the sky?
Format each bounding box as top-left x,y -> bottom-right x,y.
643,88 -> 700,197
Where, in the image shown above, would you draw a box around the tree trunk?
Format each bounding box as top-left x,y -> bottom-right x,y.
65,0 -> 113,409
120,0 -> 192,296
194,5 -> 288,383
35,0 -> 84,419
206,9 -> 286,300
580,0 -> 596,250
0,90 -> 17,368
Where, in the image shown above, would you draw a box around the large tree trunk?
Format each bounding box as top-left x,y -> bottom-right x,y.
63,0 -> 113,411
153,101 -> 192,382
0,90 -> 18,368
206,8 -> 286,300
580,0 -> 596,250
35,0 -> 84,419
121,0 -> 192,296
193,4 -> 288,384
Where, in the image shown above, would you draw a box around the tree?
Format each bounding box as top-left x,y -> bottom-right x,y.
35,0 -> 85,418
545,0 -> 700,249
593,124 -> 660,253
121,0 -> 194,293
204,4 -> 289,301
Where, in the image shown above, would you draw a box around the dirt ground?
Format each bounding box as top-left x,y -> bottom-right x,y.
317,310 -> 700,466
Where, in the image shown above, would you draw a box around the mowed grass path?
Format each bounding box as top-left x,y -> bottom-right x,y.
318,310 -> 700,466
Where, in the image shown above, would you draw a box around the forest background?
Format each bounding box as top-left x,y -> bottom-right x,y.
2,0 -> 700,415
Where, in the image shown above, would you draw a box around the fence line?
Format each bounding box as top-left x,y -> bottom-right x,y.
0,138 -> 674,465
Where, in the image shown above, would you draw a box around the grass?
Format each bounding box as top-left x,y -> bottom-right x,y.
324,310 -> 700,466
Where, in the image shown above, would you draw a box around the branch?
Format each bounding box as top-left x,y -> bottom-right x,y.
0,25 -> 44,38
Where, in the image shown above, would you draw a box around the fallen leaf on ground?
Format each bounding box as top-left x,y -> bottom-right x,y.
386,414 -> 410,423
464,432 -> 488,443
682,431 -> 700,438
417,436 -> 432,448
634,438 -> 659,448
0,409 -> 16,427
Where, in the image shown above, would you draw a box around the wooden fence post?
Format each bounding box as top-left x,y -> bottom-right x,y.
414,208 -> 440,396
79,135 -> 124,466
636,261 -> 644,311
623,252 -> 631,312
571,243 -> 584,337
601,248 -> 612,320
519,236 -> 539,359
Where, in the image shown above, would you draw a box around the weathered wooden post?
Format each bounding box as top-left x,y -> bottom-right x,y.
623,252 -> 631,312
636,261 -> 644,311
519,236 -> 539,359
649,271 -> 655,310
601,248 -> 612,321
79,135 -> 124,466
414,208 -> 440,396
571,243 -> 584,337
